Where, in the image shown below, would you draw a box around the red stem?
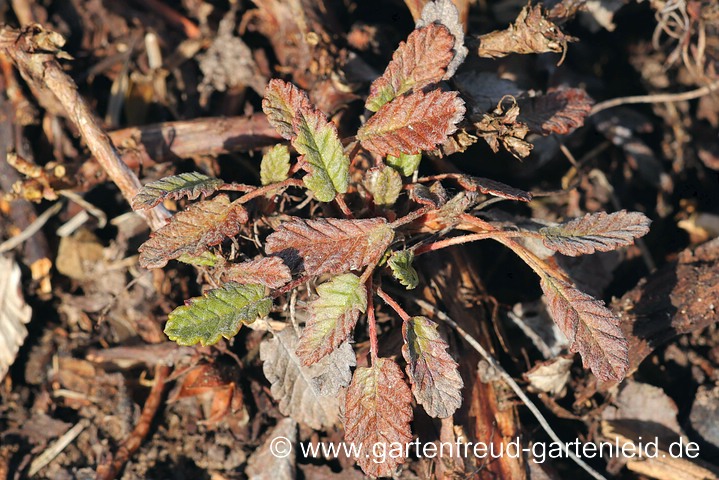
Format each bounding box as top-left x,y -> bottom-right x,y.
376,287 -> 410,322
366,277 -> 378,363
236,178 -> 304,204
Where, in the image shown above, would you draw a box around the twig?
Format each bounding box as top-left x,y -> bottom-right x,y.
412,298 -> 608,480
28,419 -> 89,477
96,364 -> 170,480
0,201 -> 63,253
590,79 -> 719,116
0,25 -> 170,231
376,286 -> 410,321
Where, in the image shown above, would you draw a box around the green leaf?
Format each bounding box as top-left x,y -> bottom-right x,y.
388,250 -> 418,289
132,172 -> 223,210
386,153 -> 422,177
260,144 -> 291,186
296,273 -> 367,365
364,165 -> 403,206
176,251 -> 225,267
165,282 -> 272,346
294,109 -> 349,202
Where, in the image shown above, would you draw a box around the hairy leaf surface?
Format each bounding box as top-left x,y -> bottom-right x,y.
365,23 -> 454,112
541,276 -> 628,382
540,210 -> 651,256
177,251 -> 225,267
139,195 -> 248,269
402,316 -> 463,418
132,172 -> 223,210
265,217 -> 394,276
260,144 -> 291,185
417,0 -> 468,79
388,250 -> 419,289
358,89 -> 465,157
518,88 -> 594,135
165,282 -> 271,346
343,358 -> 413,477
364,165 -> 402,206
296,273 -> 367,365
386,152 -> 422,177
222,256 -> 292,289
262,79 -> 312,140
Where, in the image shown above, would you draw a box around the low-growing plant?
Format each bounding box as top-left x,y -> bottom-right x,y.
131,2 -> 650,476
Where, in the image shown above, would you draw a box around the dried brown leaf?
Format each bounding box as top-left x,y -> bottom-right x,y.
402,316 -> 463,418
409,183 -> 448,208
343,358 -> 413,477
475,96 -> 533,159
416,0 -> 468,79
365,24 -> 454,111
222,256 -> 292,289
358,89 -> 466,157
541,276 -> 628,382
265,217 -> 394,276
0,256 -> 32,381
456,175 -> 533,202
139,195 -> 248,269
540,210 -> 651,256
518,88 -> 594,135
478,5 -> 576,59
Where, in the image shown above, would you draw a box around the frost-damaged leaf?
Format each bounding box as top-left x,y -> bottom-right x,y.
388,250 -> 419,290
260,144 -> 291,185
262,79 -> 312,140
416,0 -> 468,79
364,165 -> 402,206
541,276 -> 628,382
365,23 -> 454,112
265,217 -> 394,276
477,4 -> 576,59
131,172 -> 224,210
358,89 -> 465,157
518,88 -> 594,135
456,175 -> 533,202
402,316 -> 463,418
540,210 -> 651,256
296,273 -> 367,366
139,194 -> 248,269
165,282 -> 271,346
475,96 -> 532,159
260,328 -> 349,429
386,152 -> 422,177
222,256 -> 292,289
0,256 -> 32,381
344,358 -> 413,477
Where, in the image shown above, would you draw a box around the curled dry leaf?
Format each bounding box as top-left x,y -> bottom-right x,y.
364,165 -> 403,206
139,195 -> 248,269
343,358 -> 413,477
540,210 -> 651,256
456,175 -> 533,202
358,89 -> 466,157
417,0 -> 468,80
518,88 -> 594,135
477,4 -> 576,59
261,328 -> 353,429
541,276 -> 628,382
0,256 -> 32,381
265,217 -> 394,276
222,256 -> 292,289
131,172 -> 224,210
475,96 -> 533,159
139,194 -> 248,269
295,273 -> 367,366
402,316 -> 463,418
365,23 -> 454,112
524,356 -> 573,396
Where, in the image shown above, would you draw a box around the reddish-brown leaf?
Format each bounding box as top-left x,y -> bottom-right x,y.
518,88 -> 594,135
541,276 -> 628,382
222,256 -> 292,289
365,23 -> 454,112
540,210 -> 651,256
139,195 -> 247,269
402,316 -> 463,418
343,358 -> 413,477
358,89 -> 466,157
265,217 -> 394,276
262,79 -> 313,140
416,0 -> 468,80
477,4 -> 576,58
456,175 -> 533,202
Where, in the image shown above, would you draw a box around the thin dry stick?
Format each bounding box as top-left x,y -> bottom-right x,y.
590,78 -> 719,116
412,298 -> 608,480
0,201 -> 63,253
0,25 -> 170,231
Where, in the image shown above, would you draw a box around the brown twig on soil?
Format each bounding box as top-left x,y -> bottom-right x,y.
95,364 -> 170,480
590,78 -> 719,116
0,25 -> 170,231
